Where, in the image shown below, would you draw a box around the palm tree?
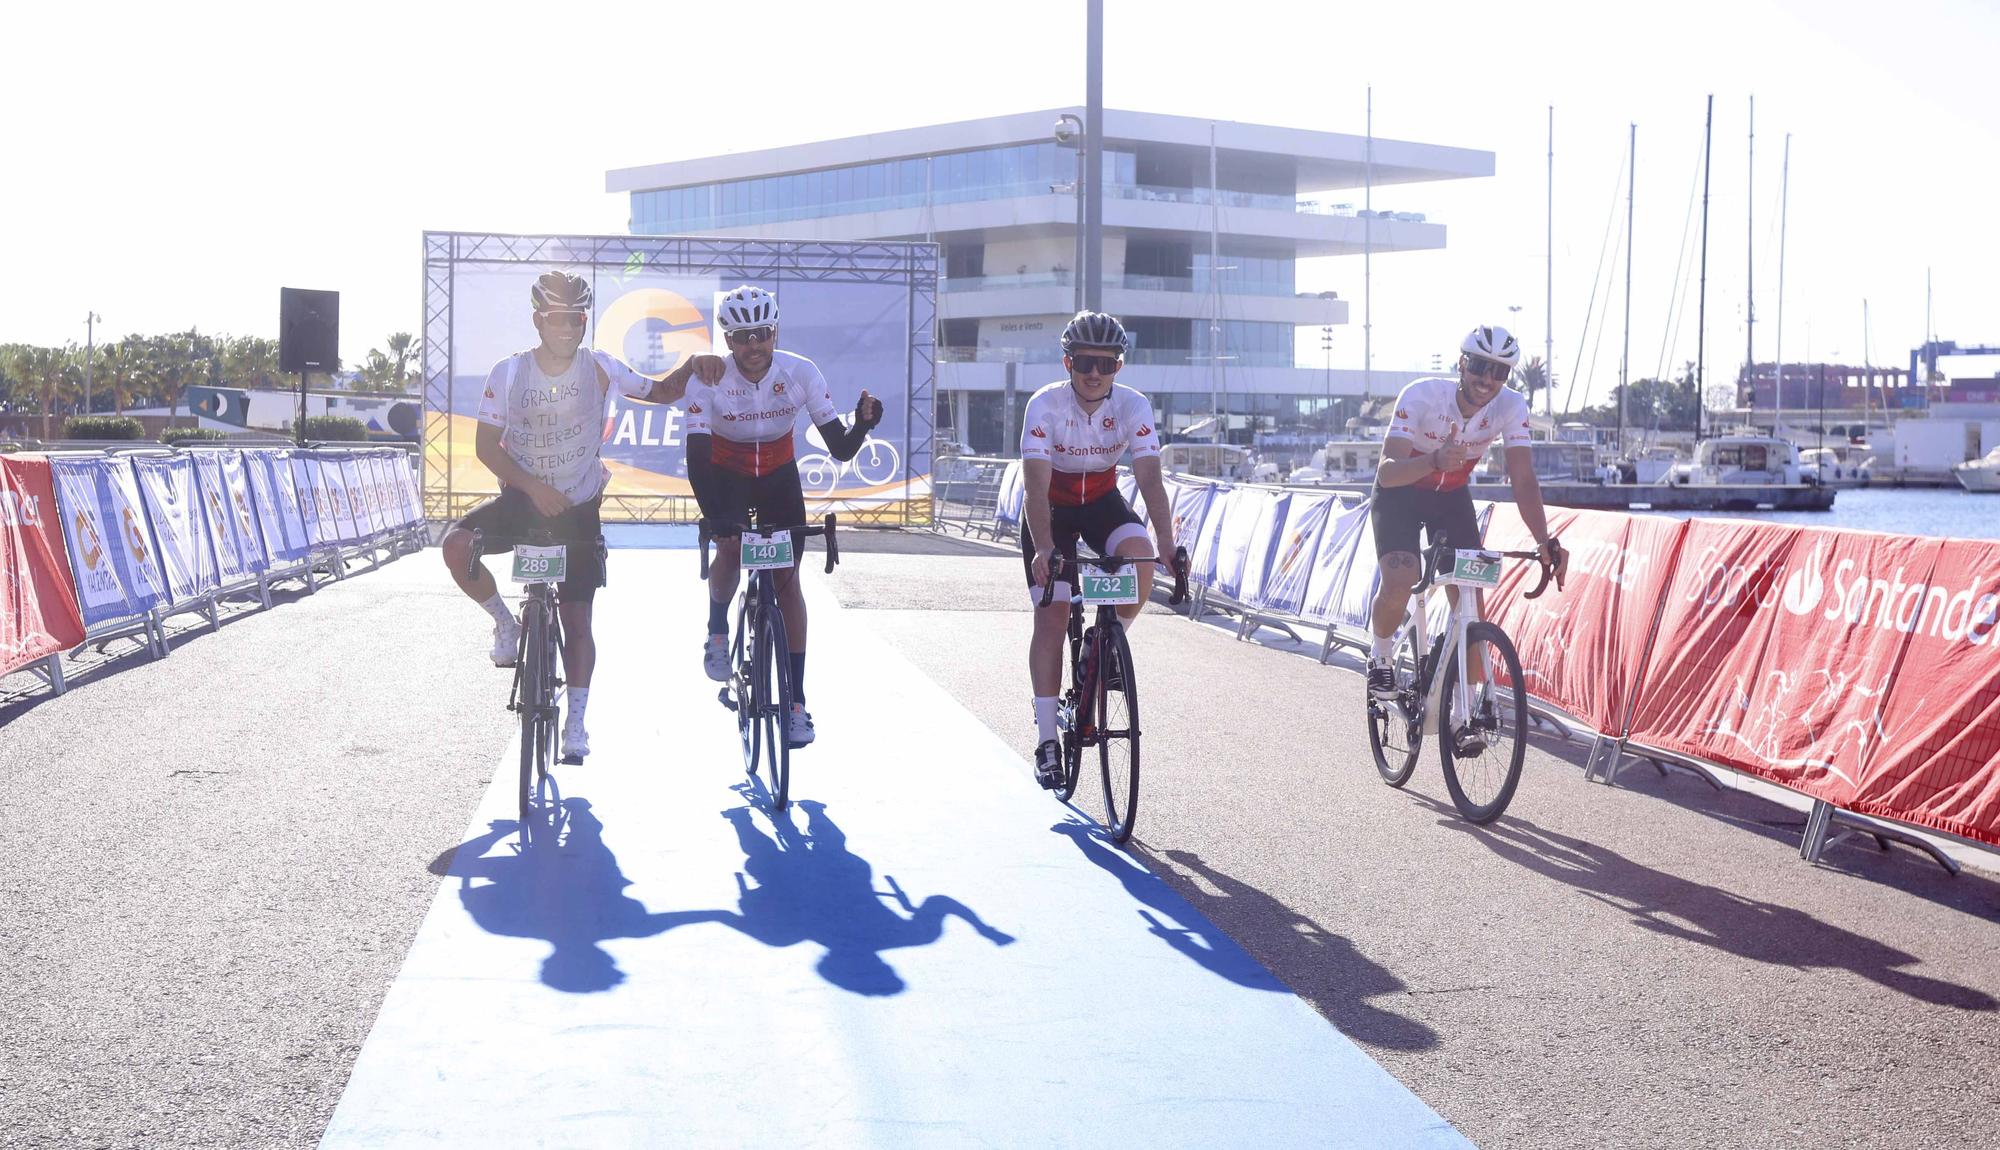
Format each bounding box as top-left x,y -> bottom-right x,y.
385,332 -> 419,392
224,335 -> 284,390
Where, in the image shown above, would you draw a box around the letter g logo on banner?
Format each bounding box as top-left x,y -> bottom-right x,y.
1783,542 -> 1827,616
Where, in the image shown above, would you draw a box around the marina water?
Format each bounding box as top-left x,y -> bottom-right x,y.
1664,486 -> 2000,541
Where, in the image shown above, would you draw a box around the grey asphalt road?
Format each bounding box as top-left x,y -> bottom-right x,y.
3,531 -> 1996,1149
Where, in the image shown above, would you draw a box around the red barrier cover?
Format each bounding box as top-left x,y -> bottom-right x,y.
1627,521 -> 1949,809
1,456 -> 88,677
1842,537 -> 2000,847
1485,504 -> 1687,735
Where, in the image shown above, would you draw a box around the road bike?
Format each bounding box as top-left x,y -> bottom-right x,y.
699,514 -> 840,812
467,527 -> 605,840
1368,537 -> 1559,823
1039,546 -> 1190,843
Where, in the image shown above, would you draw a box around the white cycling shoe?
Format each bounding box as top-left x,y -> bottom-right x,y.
703,634 -> 731,681
561,719 -> 589,763
490,616 -> 522,667
786,703 -> 816,747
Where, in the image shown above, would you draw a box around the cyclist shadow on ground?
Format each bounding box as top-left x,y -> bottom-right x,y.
436,796 -> 721,995
1051,818 -> 1438,1052
699,779 -> 1017,996
1421,798 -> 1999,1011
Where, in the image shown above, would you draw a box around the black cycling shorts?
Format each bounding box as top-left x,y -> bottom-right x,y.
699,460 -> 809,536
1369,482 -> 1481,559
454,486 -> 605,605
1019,489 -> 1148,591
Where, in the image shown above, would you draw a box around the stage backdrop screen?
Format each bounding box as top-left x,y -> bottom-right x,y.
422,233 -> 938,525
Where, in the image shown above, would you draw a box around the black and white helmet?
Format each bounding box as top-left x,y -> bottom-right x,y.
1460,324 -> 1520,368
717,285 -> 779,332
1060,310 -> 1129,354
530,270 -> 592,312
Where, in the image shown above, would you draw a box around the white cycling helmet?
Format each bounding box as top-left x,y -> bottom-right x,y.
717,285 -> 779,332
1060,310 -> 1129,354
1461,324 -> 1520,368
530,270 -> 592,313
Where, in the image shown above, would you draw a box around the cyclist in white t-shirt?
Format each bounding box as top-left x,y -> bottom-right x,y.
1365,325 -> 1568,711
1020,310 -> 1175,789
683,285 -> 883,749
440,270 -> 695,762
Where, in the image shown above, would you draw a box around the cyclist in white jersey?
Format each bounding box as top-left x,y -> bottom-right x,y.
440,270 -> 695,762
1365,325 -> 1568,716
683,285 -> 883,748
1020,310 -> 1175,789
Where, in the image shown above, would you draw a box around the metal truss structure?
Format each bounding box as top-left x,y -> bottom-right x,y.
421,232 -> 938,525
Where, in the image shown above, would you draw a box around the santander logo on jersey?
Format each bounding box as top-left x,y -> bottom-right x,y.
1137,424 -> 1153,438
1030,427 -> 1048,438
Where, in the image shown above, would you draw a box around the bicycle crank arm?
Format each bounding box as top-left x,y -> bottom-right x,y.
717,687 -> 738,712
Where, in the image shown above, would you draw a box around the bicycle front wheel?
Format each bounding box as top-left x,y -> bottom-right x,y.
761,603 -> 794,811
517,603 -> 548,838
732,593 -> 757,775
1096,623 -> 1140,843
1368,627 -> 1424,787
1438,621 -> 1529,823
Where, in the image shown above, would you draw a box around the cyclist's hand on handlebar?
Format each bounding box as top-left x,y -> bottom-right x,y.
524,479 -> 572,519
1543,537 -> 1569,590
1031,546 -> 1055,591
854,390 -> 883,431
689,354 -> 727,385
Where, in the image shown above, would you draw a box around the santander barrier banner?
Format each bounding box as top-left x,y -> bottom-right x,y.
1482,504 -> 1687,736
0,456 -> 87,677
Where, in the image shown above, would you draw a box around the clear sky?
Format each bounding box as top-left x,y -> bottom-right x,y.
5,0 -> 1996,408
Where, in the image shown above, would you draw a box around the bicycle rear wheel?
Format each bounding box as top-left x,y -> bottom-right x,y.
1438,621 -> 1529,823
732,592 -> 757,775
1096,623 -> 1140,843
1367,627 -> 1424,787
517,602 -> 548,839
1055,625 -> 1086,802
760,599 -> 794,811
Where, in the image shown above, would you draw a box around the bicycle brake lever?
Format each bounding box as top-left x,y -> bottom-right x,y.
823,512 -> 839,573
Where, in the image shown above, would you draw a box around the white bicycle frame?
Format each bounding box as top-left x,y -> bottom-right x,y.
1394,568 -> 1494,733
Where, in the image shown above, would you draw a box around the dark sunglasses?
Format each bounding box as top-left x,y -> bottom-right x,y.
540,310 -> 587,328
726,326 -> 775,345
1069,353 -> 1123,376
1463,357 -> 1510,380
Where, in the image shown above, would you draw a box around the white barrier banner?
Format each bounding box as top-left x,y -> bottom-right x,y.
244,451 -> 305,563
1188,485 -> 1235,587
50,457 -> 169,626
1302,498 -> 1372,624
326,455 -> 359,543
292,457 -> 323,547
1168,481 -> 1215,561
1211,487 -> 1280,601
995,460 -> 1025,532
219,452 -> 270,575
266,453 -> 311,556
1253,492 -> 1339,616
361,455 -> 388,535
192,454 -> 250,584
133,455 -> 217,603
395,458 -> 417,525
1231,490 -> 1290,606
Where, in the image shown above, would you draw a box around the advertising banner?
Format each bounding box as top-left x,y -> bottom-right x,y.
191,454 -> 250,585
1221,489 -> 1286,605
1835,536 -> 2000,847
51,457 -> 165,628
1167,481 -> 1215,569
1253,492 -> 1338,617
218,452 -> 270,575
1626,521 -> 1946,806
261,452 -> 310,559
326,454 -> 360,543
400,460 -> 422,526
340,455 -> 374,538
133,455 -> 218,603
296,456 -> 331,547
1302,497 -> 1373,626
995,460 -> 1025,533
431,250 -> 933,521
0,456 -> 88,675
1482,504 -> 1686,734
364,454 -> 394,534
1188,486 -> 1237,588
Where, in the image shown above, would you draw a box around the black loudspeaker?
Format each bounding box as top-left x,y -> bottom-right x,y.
280,287 -> 340,373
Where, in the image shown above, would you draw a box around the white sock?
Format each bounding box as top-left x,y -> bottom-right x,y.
566,687 -> 589,726
1033,696 -> 1058,744
481,593 -> 513,627
1370,633 -> 1393,661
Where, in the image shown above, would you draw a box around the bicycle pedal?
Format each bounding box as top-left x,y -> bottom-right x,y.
718,688 -> 737,712
559,753 -> 583,766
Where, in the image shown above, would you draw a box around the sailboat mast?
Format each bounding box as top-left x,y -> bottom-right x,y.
1696,95 -> 1714,442
1546,105 -> 1555,419
1209,122 -> 1223,433
1621,123 -> 1634,459
1746,95 -> 1755,426
1364,86 -> 1373,409
1775,132 -> 1790,438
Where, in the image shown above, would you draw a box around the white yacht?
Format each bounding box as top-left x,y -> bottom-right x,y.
1665,434 -> 1804,486
1952,447 -> 2000,493
1799,447 -> 1873,488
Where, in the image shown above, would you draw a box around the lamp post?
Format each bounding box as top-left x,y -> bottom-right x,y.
1053,114 -> 1085,314
84,311 -> 101,414
1320,324 -> 1335,431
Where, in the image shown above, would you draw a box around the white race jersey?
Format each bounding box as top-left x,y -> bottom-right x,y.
682,350 -> 841,477
477,348 -> 652,503
1019,380 -> 1162,506
1385,376 -> 1533,492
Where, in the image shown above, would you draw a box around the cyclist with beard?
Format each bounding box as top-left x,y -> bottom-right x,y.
685,285 -> 883,748
1020,310 -> 1174,789
1364,325 -> 1568,715
442,270 -> 694,762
